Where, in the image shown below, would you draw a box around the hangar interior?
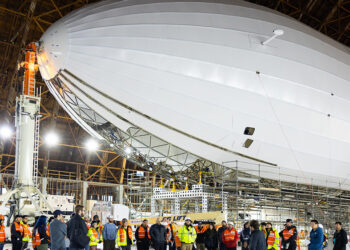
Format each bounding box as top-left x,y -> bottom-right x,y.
0,0 -> 349,238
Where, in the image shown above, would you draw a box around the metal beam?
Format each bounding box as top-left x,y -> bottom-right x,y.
120,158 -> 127,184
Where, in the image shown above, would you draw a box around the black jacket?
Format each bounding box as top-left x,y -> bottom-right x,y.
279,226 -> 298,250
249,229 -> 266,250
217,226 -> 227,244
204,228 -> 218,249
333,229 -> 348,250
150,224 -> 167,244
67,214 -> 89,248
11,222 -> 23,240
196,226 -> 206,244
240,228 -> 251,243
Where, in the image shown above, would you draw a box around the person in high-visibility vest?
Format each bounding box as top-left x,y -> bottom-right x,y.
21,215 -> 32,249
178,217 -> 196,250
11,215 -> 23,250
279,219 -> 298,250
116,218 -> 133,250
0,214 -> 6,250
222,221 -> 238,250
87,220 -> 103,250
167,221 -> 177,250
33,215 -> 50,250
135,219 -> 151,250
265,223 -> 280,250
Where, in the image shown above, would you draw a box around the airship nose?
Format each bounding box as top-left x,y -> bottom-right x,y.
37,19 -> 68,80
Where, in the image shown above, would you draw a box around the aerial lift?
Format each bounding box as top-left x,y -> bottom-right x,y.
0,43 -> 53,221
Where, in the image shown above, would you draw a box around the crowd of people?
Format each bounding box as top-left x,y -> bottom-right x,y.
0,206 -> 347,250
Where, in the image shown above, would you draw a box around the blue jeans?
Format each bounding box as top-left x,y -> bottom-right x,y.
0,243 -> 4,250
85,245 -> 89,250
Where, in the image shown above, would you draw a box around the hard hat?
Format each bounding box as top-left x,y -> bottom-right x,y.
228,221 -> 234,225
185,217 -> 191,221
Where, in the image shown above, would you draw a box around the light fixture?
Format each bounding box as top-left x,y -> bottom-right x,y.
45,132 -> 59,147
0,125 -> 12,140
125,147 -> 132,155
261,29 -> 284,45
85,138 -> 99,151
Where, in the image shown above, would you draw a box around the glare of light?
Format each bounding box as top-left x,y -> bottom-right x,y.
125,147 -> 132,155
109,143 -> 114,147
0,125 -> 12,140
45,132 -> 59,147
85,138 -> 99,151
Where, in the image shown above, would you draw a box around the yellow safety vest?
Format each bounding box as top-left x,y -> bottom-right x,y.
266,229 -> 280,250
87,228 -> 102,246
21,223 -> 31,242
178,226 -> 197,244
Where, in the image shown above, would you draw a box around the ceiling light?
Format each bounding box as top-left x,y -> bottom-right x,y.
125,147 -> 132,155
0,125 -> 12,140
85,138 -> 99,151
45,132 -> 59,147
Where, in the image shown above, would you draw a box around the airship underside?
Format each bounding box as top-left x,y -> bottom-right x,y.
37,0 -> 350,189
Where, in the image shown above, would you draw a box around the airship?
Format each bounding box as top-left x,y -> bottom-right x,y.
37,0 -> 350,189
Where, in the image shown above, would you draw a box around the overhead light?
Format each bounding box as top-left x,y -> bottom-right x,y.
0,125 -> 12,140
262,29 -> 284,45
125,147 -> 132,155
45,132 -> 59,147
109,143 -> 114,147
85,138 -> 99,151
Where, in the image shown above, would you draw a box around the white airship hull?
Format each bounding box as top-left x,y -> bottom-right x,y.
38,0 -> 350,189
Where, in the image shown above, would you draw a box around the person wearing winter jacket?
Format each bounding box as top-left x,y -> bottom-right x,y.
240,222 -> 251,250
217,221 -> 228,250
333,222 -> 348,250
280,219 -> 298,250
249,220 -> 266,250
195,222 -> 206,250
222,222 -> 238,250
204,224 -> 218,250
308,220 -> 323,250
150,218 -> 167,250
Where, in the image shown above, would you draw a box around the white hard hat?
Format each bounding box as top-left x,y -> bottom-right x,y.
107,215 -> 114,219
185,217 -> 191,221
228,221 -> 234,225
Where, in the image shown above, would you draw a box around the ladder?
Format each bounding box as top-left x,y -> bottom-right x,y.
33,112 -> 40,186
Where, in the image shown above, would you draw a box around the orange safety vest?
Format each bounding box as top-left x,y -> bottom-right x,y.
174,232 -> 181,247
98,224 -> 103,235
46,224 -> 51,243
195,226 -> 206,234
266,230 -> 276,247
223,228 -> 237,242
0,225 -> 5,243
32,231 -> 41,248
137,226 -> 150,239
23,224 -> 32,241
119,226 -> 133,242
283,228 -> 295,241
167,224 -> 176,242
14,222 -> 23,234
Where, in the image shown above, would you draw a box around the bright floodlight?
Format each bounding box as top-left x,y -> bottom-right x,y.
85,138 -> 99,151
125,147 -> 132,155
45,132 -> 59,147
0,125 -> 12,140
